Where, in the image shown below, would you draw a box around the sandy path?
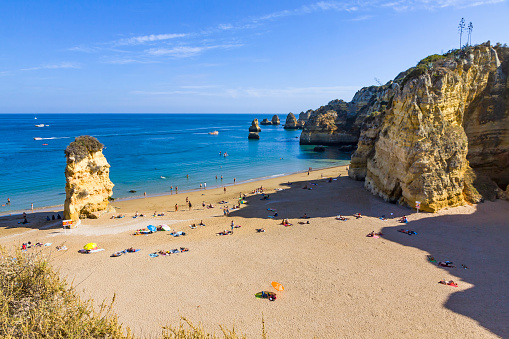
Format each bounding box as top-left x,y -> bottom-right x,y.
1,166 -> 507,338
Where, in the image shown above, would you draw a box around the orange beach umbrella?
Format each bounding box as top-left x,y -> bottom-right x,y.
271,281 -> 284,291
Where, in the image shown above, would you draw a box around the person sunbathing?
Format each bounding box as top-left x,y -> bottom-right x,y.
439,280 -> 458,287
438,261 -> 455,268
256,228 -> 265,232
354,213 -> 362,218
127,247 -> 136,252
336,215 -> 349,221
199,220 -> 205,226
180,247 -> 189,252
208,204 -> 214,208
398,216 -> 408,223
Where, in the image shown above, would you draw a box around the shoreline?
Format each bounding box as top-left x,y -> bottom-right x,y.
0,163 -> 347,217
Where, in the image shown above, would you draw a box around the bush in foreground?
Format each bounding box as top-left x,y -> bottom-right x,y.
0,248 -> 262,339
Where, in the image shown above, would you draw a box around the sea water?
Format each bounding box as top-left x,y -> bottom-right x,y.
0,114 -> 350,213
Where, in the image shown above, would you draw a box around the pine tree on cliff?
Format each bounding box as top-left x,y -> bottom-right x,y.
458,18 -> 466,49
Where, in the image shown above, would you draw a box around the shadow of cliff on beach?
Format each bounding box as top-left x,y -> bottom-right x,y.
380,203 -> 509,338
228,175 -> 508,337
0,210 -> 65,232
228,174 -> 410,221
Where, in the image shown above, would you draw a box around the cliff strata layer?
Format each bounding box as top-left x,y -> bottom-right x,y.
64,136 -> 114,222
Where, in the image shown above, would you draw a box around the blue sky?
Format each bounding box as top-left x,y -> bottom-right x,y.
1,0 -> 508,113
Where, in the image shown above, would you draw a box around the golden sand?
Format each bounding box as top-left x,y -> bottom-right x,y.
1,166 -> 507,338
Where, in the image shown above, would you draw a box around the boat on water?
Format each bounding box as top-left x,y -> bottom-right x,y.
34,137 -> 43,140
35,124 -> 49,127
208,131 -> 219,135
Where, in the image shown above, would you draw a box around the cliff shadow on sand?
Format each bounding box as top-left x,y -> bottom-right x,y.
379,202 -> 508,338
228,174 -> 508,337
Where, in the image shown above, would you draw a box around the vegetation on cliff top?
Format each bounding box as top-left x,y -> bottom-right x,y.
65,135 -> 104,163
0,248 -> 262,338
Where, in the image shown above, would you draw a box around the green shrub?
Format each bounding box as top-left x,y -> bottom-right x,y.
65,135 -> 104,163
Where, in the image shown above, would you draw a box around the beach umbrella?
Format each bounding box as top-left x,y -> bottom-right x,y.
147,225 -> 157,232
84,243 -> 97,251
271,281 -> 284,291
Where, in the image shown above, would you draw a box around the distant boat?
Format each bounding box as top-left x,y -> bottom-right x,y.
35,124 -> 49,127
208,131 -> 219,135
34,137 -> 43,140
34,117 -> 37,119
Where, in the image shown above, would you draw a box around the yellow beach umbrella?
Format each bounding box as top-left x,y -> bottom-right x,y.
271,281 -> 284,291
84,243 -> 97,251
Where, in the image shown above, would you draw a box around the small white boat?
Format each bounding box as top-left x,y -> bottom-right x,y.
35,124 -> 45,127
208,131 -> 219,135
34,137 -> 43,140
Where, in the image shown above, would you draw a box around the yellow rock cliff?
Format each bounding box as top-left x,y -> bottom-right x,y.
63,136 -> 114,222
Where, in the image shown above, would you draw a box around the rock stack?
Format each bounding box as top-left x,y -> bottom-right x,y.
283,113 -> 298,129
260,118 -> 272,125
271,115 -> 280,125
64,136 -> 114,222
249,119 -> 261,132
248,119 -> 261,139
297,110 -> 311,128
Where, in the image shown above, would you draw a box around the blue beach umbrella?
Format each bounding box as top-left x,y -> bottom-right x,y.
147,225 -> 157,232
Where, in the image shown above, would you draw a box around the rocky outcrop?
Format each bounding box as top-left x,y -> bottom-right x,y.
297,110 -> 312,128
348,42 -> 509,212
249,119 -> 261,132
271,115 -> 280,125
248,132 -> 260,139
64,136 -> 114,222
284,113 -> 298,129
260,118 -> 271,125
300,86 -> 389,145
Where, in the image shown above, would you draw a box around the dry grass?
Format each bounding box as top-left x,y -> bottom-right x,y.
0,247 -> 265,339
0,246 -> 132,338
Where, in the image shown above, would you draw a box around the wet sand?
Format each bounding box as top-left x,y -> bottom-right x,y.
1,165 -> 507,338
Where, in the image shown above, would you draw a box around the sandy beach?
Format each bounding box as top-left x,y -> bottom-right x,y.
1,165 -> 507,338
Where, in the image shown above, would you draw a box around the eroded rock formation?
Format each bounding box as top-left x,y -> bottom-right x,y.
260,118 -> 272,125
64,136 -> 114,222
272,115 -> 280,125
284,113 -> 298,129
249,119 -> 261,132
297,110 -> 312,128
348,42 -> 509,211
300,86 -> 388,145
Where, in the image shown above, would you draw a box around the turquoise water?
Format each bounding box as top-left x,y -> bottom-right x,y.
0,114 -> 350,213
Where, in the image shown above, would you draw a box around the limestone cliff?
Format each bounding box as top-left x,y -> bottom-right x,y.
284,113 -> 298,129
64,136 -> 114,222
297,110 -> 312,128
348,42 -> 509,211
300,85 -> 390,145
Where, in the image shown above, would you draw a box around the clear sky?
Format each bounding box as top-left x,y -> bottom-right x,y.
1,0 -> 508,113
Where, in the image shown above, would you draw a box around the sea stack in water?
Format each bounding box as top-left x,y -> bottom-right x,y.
248,132 -> 260,139
249,119 -> 261,132
284,112 -> 298,129
260,118 -> 272,125
271,115 -> 280,125
64,136 -> 114,222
